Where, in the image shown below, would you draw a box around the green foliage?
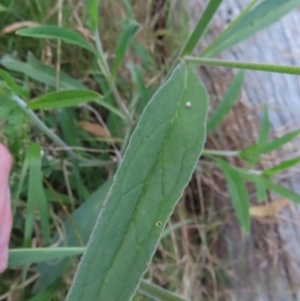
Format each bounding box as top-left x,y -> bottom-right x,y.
207,70 -> 244,132
23,143 -> 50,247
8,248 -> 85,267
16,25 -> 96,53
2,0 -> 300,300
202,0 -> 300,57
214,158 -> 250,232
66,62 -> 208,301
28,90 -> 102,109
112,18 -> 140,77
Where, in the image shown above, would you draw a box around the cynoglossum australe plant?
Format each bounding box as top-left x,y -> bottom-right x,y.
1,0 -> 300,300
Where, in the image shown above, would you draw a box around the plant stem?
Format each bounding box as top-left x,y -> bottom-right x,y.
12,95 -> 76,157
185,56 -> 300,75
12,95 -> 110,167
202,149 -> 239,157
199,160 -> 263,176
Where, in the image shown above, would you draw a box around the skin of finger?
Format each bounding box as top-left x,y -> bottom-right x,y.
0,144 -> 13,273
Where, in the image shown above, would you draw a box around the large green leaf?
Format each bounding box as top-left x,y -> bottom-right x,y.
66,62 -> 208,301
16,26 -> 96,53
33,181 -> 112,293
202,0 -> 300,57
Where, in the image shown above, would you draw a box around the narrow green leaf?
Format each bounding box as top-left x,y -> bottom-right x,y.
259,129 -> 300,154
128,63 -> 148,109
66,62 -> 208,301
86,0 -> 100,30
112,19 -> 140,77
26,52 -> 86,89
1,53 -> 85,90
16,26 -> 96,53
214,158 -> 250,232
207,70 -> 244,132
202,0 -> 300,57
28,90 -> 102,109
241,174 -> 300,204
0,69 -> 24,95
27,280 -> 60,301
181,0 -> 223,56
263,180 -> 300,203
243,106 -> 271,165
8,247 -> 85,267
254,177 -> 267,202
33,181 -> 112,293
202,0 -> 258,57
263,157 -> 300,177
139,280 -> 190,301
0,4 -> 8,11
258,106 -> 270,147
23,143 -> 51,246
185,57 -> 300,75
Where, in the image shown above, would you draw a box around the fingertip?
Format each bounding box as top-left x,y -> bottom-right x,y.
0,144 -> 12,173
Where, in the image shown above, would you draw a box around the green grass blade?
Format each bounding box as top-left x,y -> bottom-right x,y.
33,181 -> 112,293
259,129 -> 300,154
112,19 -> 140,77
139,280 -> 190,301
258,106 -> 270,147
201,0 -> 258,57
0,69 -> 25,95
26,52 -> 86,89
263,180 -> 300,203
255,177 -> 267,202
27,280 -> 61,301
128,63 -> 148,109
181,0 -> 223,56
214,158 -> 250,232
202,0 -> 300,58
21,143 -> 50,245
28,90 -> 102,109
16,25 -> 96,53
185,57 -> 300,75
24,143 -> 42,248
1,53 -> 85,90
27,280 -> 60,301
263,157 -> 300,177
8,247 -> 85,267
242,174 -> 300,204
86,0 -> 100,30
66,62 -> 208,301
207,70 -> 244,132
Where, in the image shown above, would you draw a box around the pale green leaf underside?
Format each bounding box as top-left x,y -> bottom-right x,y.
66,62 -> 208,301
